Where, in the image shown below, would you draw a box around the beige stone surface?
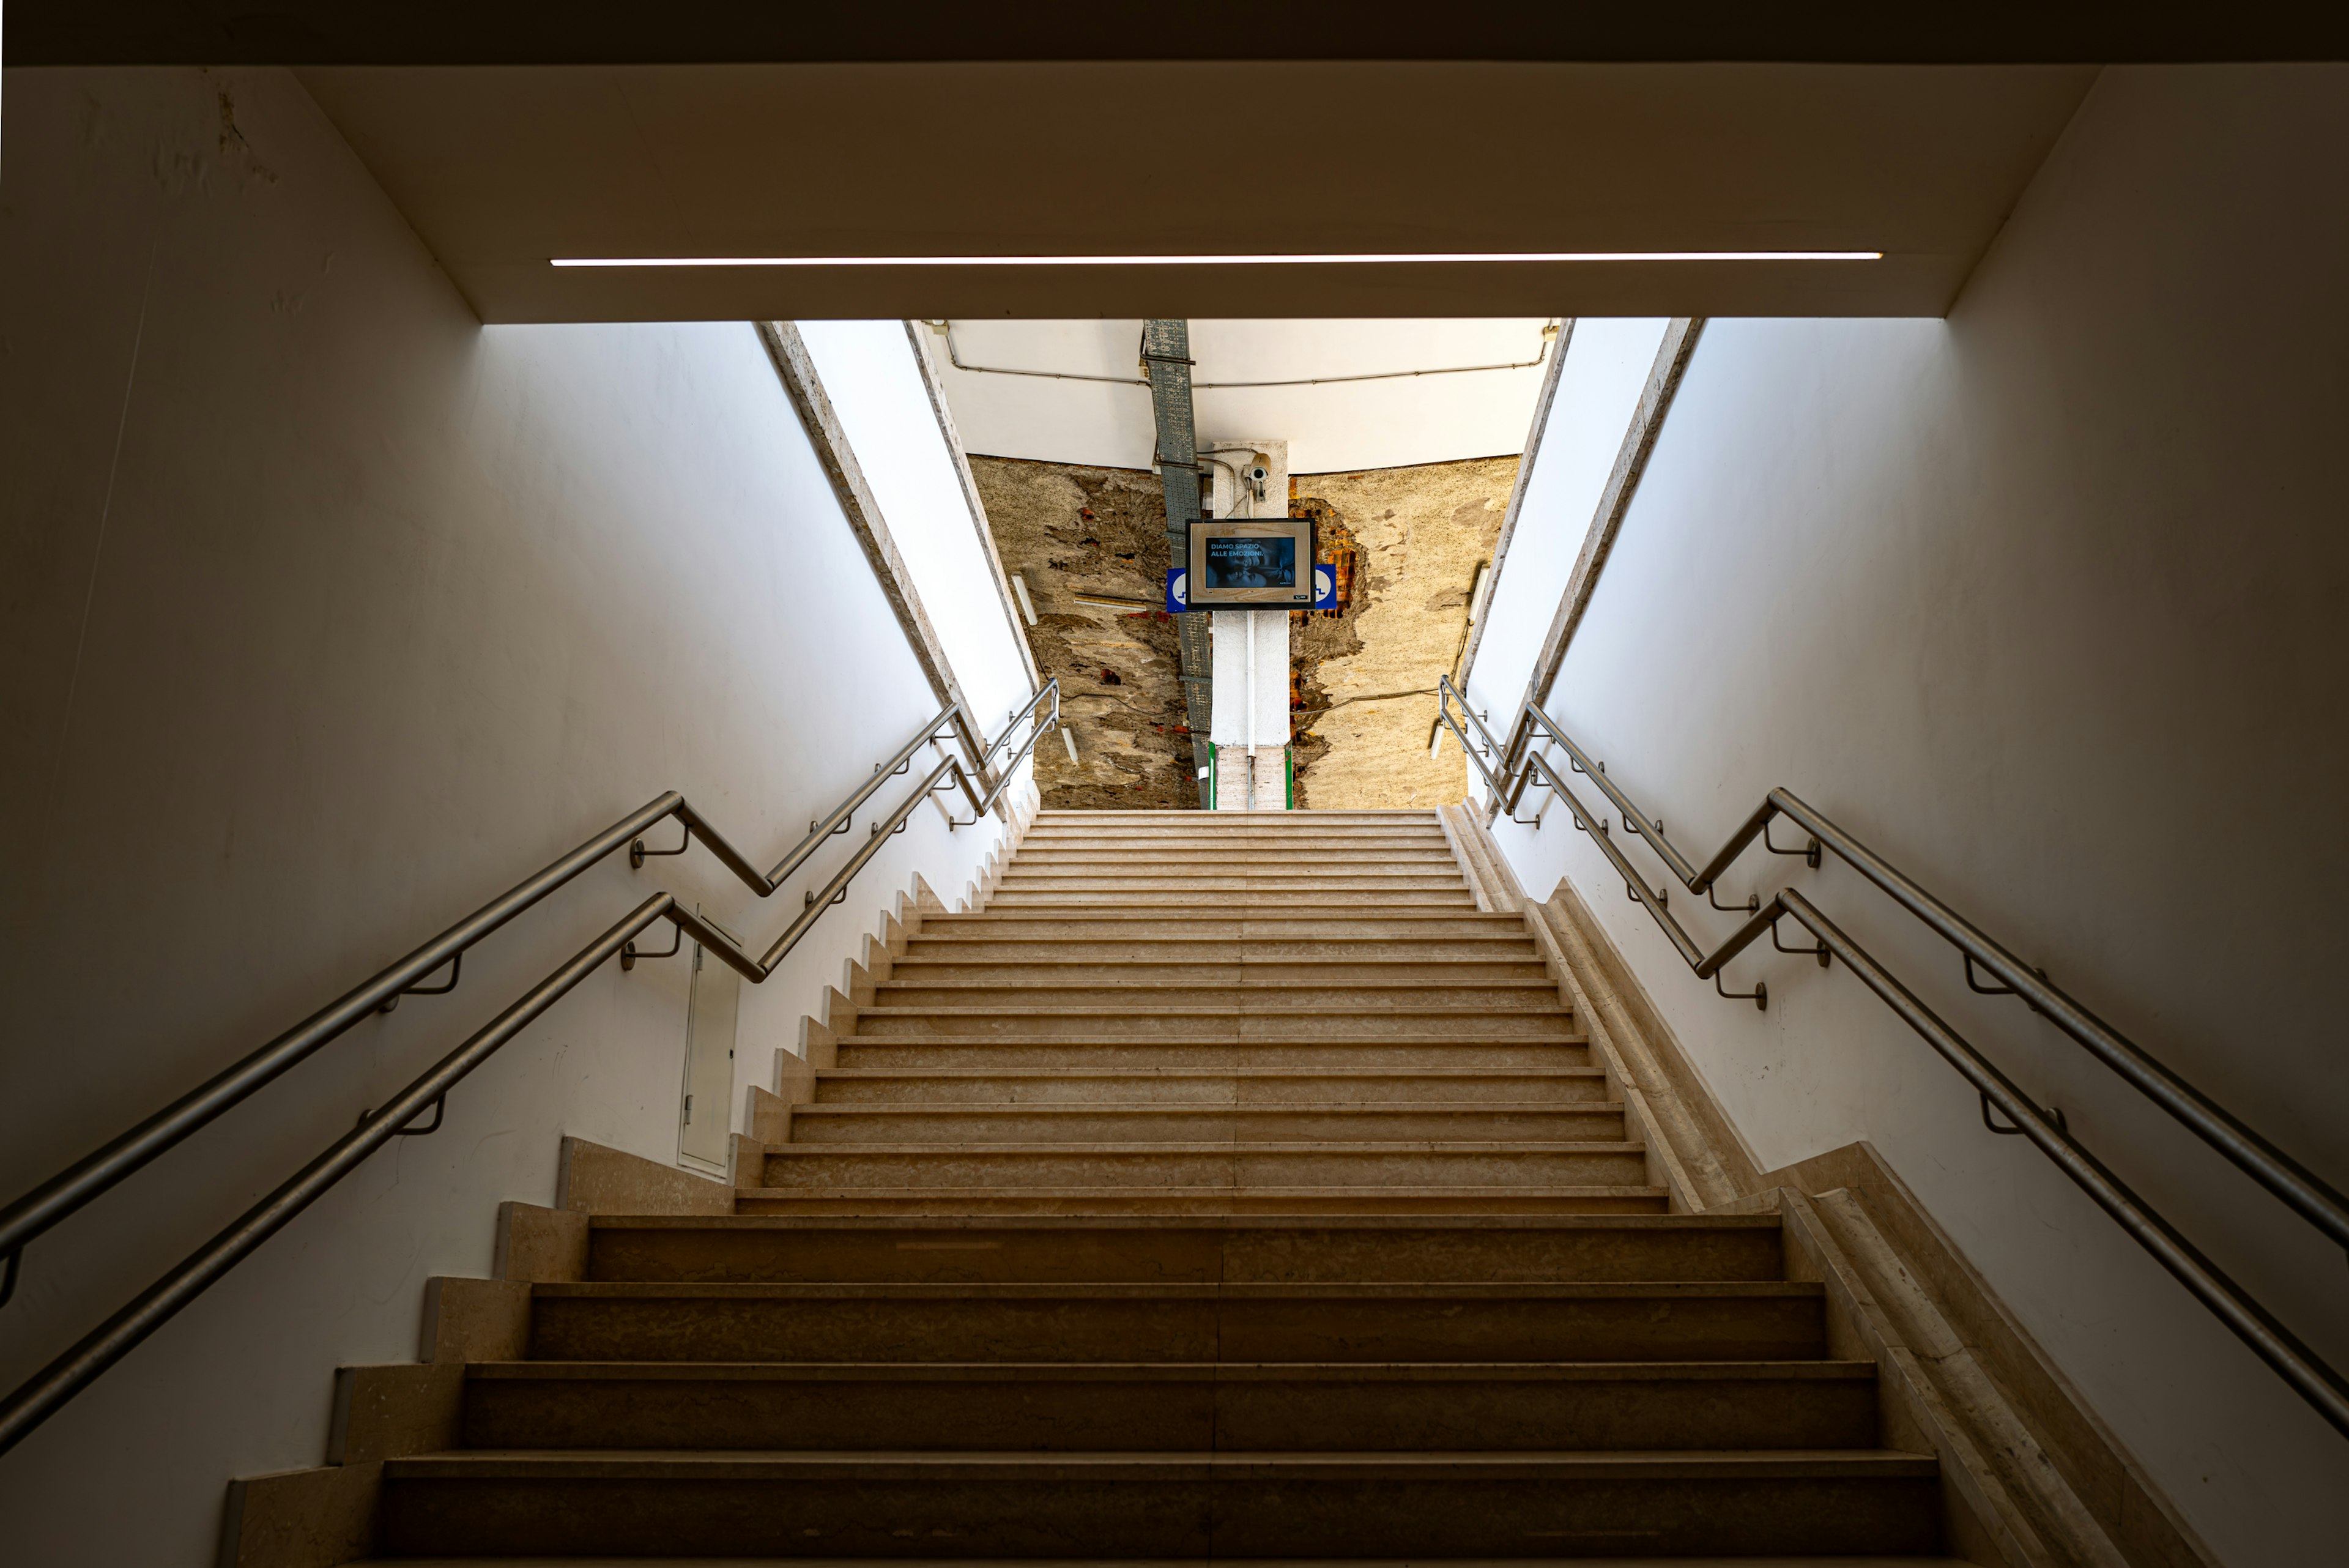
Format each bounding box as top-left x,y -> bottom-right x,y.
965,457 -> 1196,808
555,1134 -> 732,1216
492,1201 -> 589,1284
1291,456 -> 1515,809
967,456 -> 1514,810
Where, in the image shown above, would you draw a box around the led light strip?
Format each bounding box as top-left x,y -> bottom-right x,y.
550,250 -> 1882,268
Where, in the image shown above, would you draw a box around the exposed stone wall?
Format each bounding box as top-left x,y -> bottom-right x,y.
966,457 -> 1197,809
1290,456 -> 1516,809
968,453 -> 1515,811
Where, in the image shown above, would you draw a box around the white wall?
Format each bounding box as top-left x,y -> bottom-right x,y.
0,67 -> 1026,1564
1471,67 -> 2349,1564
935,318 -> 1554,473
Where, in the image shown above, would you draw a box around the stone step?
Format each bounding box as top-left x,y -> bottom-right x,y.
1018,828 -> 1449,840
867,982 -> 1567,1011
1019,860 -> 1456,869
920,909 -> 1525,927
376,1447 -> 1942,1559
1012,846 -> 1461,861
353,1555 -> 1973,1567
884,958 -> 1555,983
459,1358 -> 1881,1453
1035,809 -> 1439,819
1003,863 -> 1465,879
730,1187 -> 1671,1217
527,1280 -> 1830,1364
986,890 -> 1480,906
754,1142 -> 1651,1191
581,1214 -> 1789,1285
831,1038 -> 1591,1071
778,1103 -> 1627,1145
908,925 -> 1535,946
1014,842 -> 1457,853
845,1009 -> 1577,1039
900,937 -> 1543,960
805,1068 -> 1614,1105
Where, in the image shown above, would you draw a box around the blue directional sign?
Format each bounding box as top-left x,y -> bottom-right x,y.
1168,565 -> 1336,614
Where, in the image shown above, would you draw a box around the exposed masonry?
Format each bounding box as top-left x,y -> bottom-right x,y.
968,455 -> 1512,811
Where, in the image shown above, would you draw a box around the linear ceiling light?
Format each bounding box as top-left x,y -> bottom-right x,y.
549,250 -> 1882,268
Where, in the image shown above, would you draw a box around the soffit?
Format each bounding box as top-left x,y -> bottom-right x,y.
15,3 -> 2345,64
296,62 -> 2098,321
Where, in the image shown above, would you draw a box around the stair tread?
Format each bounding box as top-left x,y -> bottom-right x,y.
811,1068 -> 1609,1079
386,1447 -> 1936,1479
586,1212 -> 1778,1232
470,1360 -> 1876,1382
761,1140 -> 1642,1154
354,1558 -> 1967,1567
786,1101 -> 1625,1115
730,1184 -> 1668,1199
533,1281 -> 1817,1299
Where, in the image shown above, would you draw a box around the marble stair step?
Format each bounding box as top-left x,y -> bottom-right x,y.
526,1280 -> 1831,1364
729,1187 -> 1672,1217
777,1102 -> 1627,1145
831,1039 -> 1592,1071
806,1068 -> 1614,1105
458,1359 -> 1881,1453
910,923 -> 1534,944
845,1009 -> 1578,1039
752,1142 -> 1652,1191
883,958 -> 1556,983
867,981 -> 1568,1010
352,1555 -> 1972,1567
377,1447 -> 1941,1559
580,1214 -> 1789,1285
1007,852 -> 1458,865
900,937 -> 1544,960
1008,864 -> 1461,880
986,890 -> 1480,906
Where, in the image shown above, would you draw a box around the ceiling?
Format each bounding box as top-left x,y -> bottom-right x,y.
15,3 -> 2345,64
290,61 -> 2102,321
933,319 -> 1565,474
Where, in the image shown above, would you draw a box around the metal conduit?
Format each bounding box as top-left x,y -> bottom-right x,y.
0,680 -> 1059,1455
1435,675 -> 2349,1440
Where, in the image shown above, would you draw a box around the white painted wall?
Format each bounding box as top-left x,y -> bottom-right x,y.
0,67 -> 1028,1564
1471,67 -> 2349,1564
935,318 -> 1553,473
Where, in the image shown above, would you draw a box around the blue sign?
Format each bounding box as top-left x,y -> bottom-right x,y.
1168,566 -> 1336,613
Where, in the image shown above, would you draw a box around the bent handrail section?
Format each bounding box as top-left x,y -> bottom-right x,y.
0,680 -> 1058,1455
1436,676 -> 2349,1440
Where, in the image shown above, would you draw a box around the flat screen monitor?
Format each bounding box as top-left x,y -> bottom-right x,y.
1186,518 -> 1315,608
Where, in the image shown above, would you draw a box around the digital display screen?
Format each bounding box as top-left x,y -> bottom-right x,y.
1201,536 -> 1297,592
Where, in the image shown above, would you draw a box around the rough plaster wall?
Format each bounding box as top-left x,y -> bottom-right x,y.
1468,65 -> 2349,1566
965,457 -> 1196,809
0,67 -> 1022,1566
1291,458 -> 1515,809
970,455 -> 1516,810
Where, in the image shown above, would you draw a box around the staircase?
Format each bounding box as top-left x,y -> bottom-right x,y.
371,810 -> 1955,1562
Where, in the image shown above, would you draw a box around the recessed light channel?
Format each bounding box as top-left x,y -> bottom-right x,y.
549,251 -> 1883,268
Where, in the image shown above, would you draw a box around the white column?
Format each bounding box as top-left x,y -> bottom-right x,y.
1203,438 -> 1292,810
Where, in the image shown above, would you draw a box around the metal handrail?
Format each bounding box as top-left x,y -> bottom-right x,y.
0,683 -> 1057,1455
1436,675 -> 2349,1439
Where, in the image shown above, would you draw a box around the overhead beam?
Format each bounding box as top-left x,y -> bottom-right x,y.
13,2 -> 2347,64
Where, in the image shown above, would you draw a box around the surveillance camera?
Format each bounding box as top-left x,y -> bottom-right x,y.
1249,466 -> 1269,483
